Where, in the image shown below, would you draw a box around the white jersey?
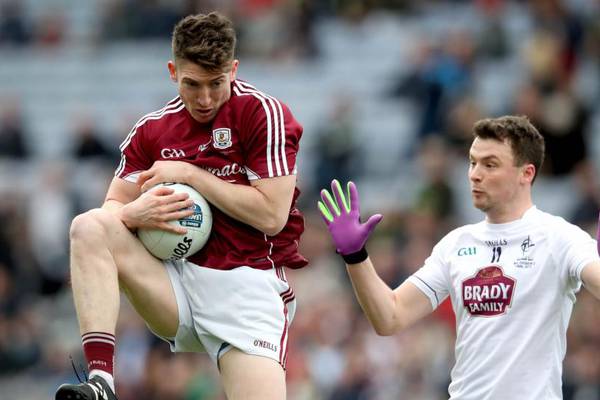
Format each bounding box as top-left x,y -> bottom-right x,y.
408,206 -> 599,400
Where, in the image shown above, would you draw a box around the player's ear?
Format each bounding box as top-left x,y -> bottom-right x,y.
168,60 -> 177,82
522,163 -> 535,184
229,60 -> 239,82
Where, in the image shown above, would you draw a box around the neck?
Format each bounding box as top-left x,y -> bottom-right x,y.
485,199 -> 533,224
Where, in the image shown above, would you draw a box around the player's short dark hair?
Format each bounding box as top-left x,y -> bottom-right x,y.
172,12 -> 236,72
473,115 -> 545,183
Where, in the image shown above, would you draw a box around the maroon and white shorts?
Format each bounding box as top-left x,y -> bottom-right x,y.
156,260 -> 296,368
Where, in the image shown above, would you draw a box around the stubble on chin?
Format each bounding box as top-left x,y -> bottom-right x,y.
472,197 -> 490,213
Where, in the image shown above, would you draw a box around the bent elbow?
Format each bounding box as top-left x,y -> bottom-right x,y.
372,317 -> 405,336
261,221 -> 286,236
373,325 -> 396,337
259,214 -> 288,236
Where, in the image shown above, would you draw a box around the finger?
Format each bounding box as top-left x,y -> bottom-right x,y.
150,186 -> 175,196
164,198 -> 194,213
331,179 -> 350,214
137,171 -> 151,187
318,201 -> 333,225
320,189 -> 340,217
160,222 -> 187,235
364,213 -> 383,234
141,178 -> 158,193
348,181 -> 360,213
164,208 -> 195,221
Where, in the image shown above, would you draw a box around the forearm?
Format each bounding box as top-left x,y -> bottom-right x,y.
320,180 -> 431,335
102,199 -> 125,213
101,199 -> 135,230
346,258 -> 400,336
186,168 -> 286,235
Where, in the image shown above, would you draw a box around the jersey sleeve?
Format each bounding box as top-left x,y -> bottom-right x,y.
552,219 -> 599,281
241,97 -> 303,180
114,123 -> 153,183
407,235 -> 453,310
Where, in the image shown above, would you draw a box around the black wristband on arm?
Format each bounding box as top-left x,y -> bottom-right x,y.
341,247 -> 369,264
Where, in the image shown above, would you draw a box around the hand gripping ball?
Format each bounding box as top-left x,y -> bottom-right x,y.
138,183 -> 212,260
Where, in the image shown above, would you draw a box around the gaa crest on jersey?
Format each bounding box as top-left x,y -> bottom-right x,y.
212,128 -> 232,149
462,266 -> 516,317
514,236 -> 536,269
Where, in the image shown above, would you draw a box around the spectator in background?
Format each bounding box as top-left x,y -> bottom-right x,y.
0,99 -> 30,159
563,289 -> 600,399
445,96 -> 485,155
528,0 -> 585,82
474,0 -> 509,60
70,115 -> 116,163
569,162 -> 600,232
313,96 -> 359,197
390,31 -> 474,149
0,197 -> 19,269
512,79 -> 589,177
100,0 -> 182,40
289,0 -> 319,60
27,162 -> 74,296
0,1 -> 31,46
585,8 -> 600,96
413,136 -> 456,224
35,10 -> 66,48
0,198 -> 45,374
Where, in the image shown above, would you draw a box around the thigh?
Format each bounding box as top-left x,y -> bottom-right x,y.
219,348 -> 286,400
88,208 -> 179,337
184,266 -> 294,365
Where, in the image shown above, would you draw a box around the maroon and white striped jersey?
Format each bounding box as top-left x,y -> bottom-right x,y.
115,80 -> 307,271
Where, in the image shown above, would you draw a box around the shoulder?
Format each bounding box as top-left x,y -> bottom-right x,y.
230,79 -> 292,116
531,208 -> 591,242
434,223 -> 482,254
532,208 -> 575,231
132,97 -> 186,133
119,97 -> 186,150
445,222 -> 482,243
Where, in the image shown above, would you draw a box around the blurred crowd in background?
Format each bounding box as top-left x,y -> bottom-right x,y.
1,0 -> 600,399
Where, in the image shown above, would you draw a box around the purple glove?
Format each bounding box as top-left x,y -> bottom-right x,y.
318,179 -> 383,260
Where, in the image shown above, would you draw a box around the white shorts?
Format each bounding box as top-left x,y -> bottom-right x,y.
156,260 -> 296,368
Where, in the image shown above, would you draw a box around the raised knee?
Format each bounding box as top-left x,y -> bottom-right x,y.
70,208 -> 117,242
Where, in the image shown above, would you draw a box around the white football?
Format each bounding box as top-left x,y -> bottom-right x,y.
138,183 -> 213,260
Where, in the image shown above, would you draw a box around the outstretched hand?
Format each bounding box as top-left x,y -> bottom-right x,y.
318,179 -> 382,256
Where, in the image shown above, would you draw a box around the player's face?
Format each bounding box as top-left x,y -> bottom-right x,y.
168,59 -> 239,124
468,137 -> 532,218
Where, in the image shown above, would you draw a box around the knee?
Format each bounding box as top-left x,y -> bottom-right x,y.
70,208 -> 118,243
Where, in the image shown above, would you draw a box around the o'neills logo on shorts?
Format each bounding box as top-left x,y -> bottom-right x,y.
253,339 -> 278,352
462,266 -> 516,317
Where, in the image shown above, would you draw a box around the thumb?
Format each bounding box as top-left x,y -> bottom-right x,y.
137,170 -> 150,186
364,213 -> 383,234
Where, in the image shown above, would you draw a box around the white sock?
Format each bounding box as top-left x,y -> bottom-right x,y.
89,369 -> 115,393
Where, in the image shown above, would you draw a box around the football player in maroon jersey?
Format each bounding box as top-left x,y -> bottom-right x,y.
56,12 -> 306,400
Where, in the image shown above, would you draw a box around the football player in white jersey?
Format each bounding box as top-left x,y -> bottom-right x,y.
318,115 -> 600,400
